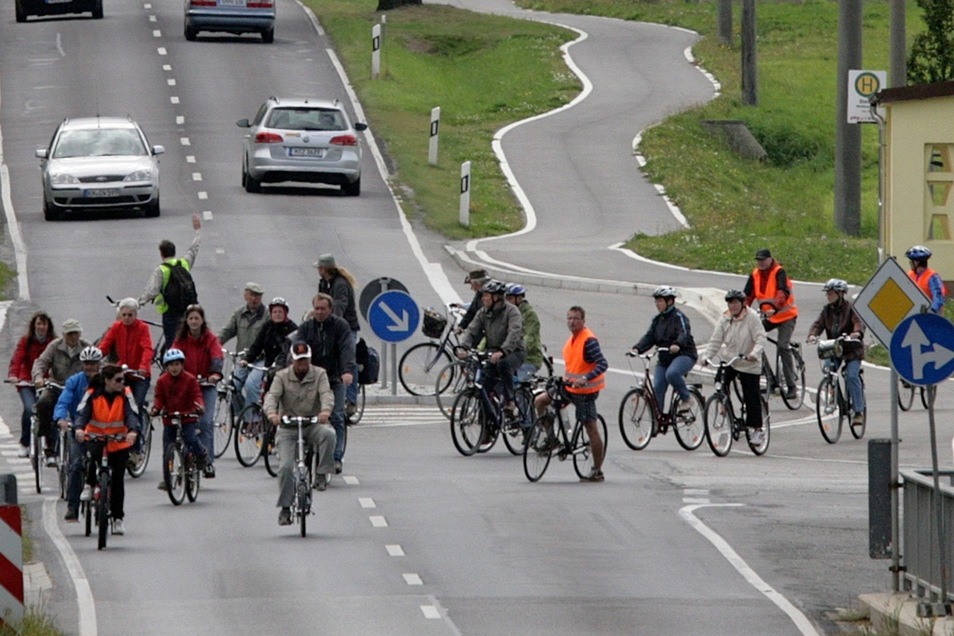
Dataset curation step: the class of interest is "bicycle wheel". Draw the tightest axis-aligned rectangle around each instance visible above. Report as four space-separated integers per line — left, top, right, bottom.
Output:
747 397 771 455
263 424 278 478
502 387 533 456
780 346 806 410
235 403 265 467
704 394 733 457
297 479 308 537
815 376 842 444
435 360 469 420
127 418 152 478
96 472 109 550
58 431 70 500
897 378 915 411
83 500 92 537
450 389 482 456
212 390 234 458
164 445 186 506
31 417 42 494
398 343 452 396
618 388 653 451
349 384 366 425
673 389 706 451
186 458 200 503
523 416 554 482
920 386 932 409
474 414 499 453
849 410 866 440
572 415 607 479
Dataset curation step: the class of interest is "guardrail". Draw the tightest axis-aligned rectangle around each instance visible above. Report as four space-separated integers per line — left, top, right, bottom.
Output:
901 468 954 603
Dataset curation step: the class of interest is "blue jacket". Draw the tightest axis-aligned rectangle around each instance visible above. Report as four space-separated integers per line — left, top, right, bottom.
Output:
53 370 91 423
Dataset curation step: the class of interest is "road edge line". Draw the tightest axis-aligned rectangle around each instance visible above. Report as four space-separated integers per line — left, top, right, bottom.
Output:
41 498 96 636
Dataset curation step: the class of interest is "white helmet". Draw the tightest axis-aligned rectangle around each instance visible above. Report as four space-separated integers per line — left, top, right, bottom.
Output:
652 286 677 299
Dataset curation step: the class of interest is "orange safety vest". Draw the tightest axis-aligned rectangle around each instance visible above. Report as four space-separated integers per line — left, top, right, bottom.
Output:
86 389 134 453
563 327 605 395
751 262 798 324
908 268 947 301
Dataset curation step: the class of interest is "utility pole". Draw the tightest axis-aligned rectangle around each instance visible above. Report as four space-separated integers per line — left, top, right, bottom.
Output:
889 0 906 87
834 0 863 235
741 0 757 105
718 0 732 45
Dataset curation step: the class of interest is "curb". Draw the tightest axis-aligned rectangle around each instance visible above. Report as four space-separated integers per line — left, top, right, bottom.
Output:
859 592 954 636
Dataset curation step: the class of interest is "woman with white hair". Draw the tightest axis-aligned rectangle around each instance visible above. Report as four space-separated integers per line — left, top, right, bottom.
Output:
98 298 154 440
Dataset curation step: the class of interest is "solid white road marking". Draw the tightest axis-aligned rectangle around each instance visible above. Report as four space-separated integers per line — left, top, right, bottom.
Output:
42 499 96 636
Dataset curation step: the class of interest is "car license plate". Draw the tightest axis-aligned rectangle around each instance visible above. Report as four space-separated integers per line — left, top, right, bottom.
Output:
219 0 246 6
288 148 324 158
45 0 72 4
83 189 119 198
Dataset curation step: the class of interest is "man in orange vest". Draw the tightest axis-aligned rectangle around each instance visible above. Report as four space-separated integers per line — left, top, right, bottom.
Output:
534 305 607 482
905 245 947 313
744 248 799 399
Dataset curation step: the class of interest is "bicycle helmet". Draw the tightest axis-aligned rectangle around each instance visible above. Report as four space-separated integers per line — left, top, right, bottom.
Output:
480 280 507 295
162 348 185 365
652 285 677 299
724 289 746 302
906 245 932 260
79 346 103 363
822 278 849 293
268 297 289 312
505 283 526 296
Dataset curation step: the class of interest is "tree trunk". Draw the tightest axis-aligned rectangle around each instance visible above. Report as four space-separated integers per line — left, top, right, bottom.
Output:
377 0 422 10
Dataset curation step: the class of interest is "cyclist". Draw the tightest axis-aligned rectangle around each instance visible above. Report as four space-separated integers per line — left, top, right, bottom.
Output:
74 364 140 536
744 248 799 400
7 311 55 458
241 297 298 397
151 348 209 489
505 283 544 382
457 280 525 420
264 343 335 525
138 212 202 349
171 305 222 479
905 245 947 313
32 318 92 466
632 286 698 415
534 305 607 481
217 282 267 414
701 290 767 444
806 279 866 427
455 269 490 333
55 346 103 522
314 254 361 417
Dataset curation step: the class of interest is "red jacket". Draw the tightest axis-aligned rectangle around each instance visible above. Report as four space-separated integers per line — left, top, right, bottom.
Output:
99 320 154 377
172 330 224 381
153 371 203 424
8 335 50 381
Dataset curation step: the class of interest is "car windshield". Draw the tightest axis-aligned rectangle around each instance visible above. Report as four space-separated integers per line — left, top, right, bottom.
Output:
52 128 147 158
266 108 345 132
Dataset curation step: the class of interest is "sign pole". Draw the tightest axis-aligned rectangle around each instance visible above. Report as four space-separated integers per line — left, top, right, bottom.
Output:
926 386 951 611
390 343 397 396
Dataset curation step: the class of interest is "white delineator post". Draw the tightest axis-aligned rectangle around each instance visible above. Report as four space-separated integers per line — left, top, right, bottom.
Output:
371 24 382 79
428 107 440 165
459 161 471 227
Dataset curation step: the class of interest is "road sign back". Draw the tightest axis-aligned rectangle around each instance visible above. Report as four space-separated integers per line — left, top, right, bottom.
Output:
853 258 930 348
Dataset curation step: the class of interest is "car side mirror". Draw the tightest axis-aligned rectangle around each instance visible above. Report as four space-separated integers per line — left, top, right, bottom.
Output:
152 145 165 156
236 119 251 128
35 149 48 159
354 123 368 132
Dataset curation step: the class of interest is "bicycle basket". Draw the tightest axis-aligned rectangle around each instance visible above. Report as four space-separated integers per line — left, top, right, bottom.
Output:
421 308 447 339
816 339 842 360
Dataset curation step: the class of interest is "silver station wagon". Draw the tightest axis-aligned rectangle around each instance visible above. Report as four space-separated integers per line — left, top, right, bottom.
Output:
184 0 276 43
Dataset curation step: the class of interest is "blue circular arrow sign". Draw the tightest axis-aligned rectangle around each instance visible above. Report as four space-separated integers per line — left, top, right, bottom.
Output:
890 313 954 386
368 290 420 343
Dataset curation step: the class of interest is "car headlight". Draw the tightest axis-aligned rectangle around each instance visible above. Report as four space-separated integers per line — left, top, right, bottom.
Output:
49 173 80 185
124 170 153 183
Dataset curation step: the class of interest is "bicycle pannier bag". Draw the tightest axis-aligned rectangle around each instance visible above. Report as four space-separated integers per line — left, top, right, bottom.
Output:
356 338 380 385
816 339 842 360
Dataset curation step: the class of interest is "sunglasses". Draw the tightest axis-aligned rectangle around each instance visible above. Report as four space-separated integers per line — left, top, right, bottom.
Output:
110 376 125 383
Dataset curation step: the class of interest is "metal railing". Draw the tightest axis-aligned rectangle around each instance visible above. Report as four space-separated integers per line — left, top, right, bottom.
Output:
901 468 954 603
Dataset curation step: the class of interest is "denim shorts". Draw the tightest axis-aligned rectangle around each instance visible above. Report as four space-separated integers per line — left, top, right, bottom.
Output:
566 391 599 423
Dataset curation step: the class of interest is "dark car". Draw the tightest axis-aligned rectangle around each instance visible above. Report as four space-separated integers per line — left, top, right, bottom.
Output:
16 0 103 22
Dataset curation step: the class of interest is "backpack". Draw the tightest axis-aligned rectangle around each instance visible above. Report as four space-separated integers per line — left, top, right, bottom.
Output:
356 338 380 385
160 260 198 313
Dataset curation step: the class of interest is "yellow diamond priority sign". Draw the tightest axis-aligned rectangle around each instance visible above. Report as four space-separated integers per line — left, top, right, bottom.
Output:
854 258 931 348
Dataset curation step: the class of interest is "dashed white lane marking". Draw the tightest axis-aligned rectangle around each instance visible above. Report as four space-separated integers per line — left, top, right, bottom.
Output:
369 515 387 528
149 15 156 22
403 573 423 586
197 192 207 200
359 497 375 509
180 137 190 146
176 116 185 125
162 64 171 71
167 79 176 86
192 173 201 181
421 606 441 619
186 155 195 163
202 211 212 221
342 476 359 485
152 30 161 37
157 47 166 55
170 96 179 104
386 544 404 557
680 504 820 636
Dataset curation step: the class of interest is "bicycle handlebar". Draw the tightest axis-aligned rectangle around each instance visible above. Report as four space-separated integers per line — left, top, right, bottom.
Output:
281 415 319 426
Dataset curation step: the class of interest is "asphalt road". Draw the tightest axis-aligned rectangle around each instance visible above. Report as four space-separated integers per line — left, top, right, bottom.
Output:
0 1 946 635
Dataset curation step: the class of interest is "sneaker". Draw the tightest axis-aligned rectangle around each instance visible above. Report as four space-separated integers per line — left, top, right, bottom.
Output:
80 484 92 502
203 464 216 479
157 480 168 491
345 402 357 418
784 388 798 400
64 507 79 522
314 473 328 491
45 455 58 468
126 452 143 469
278 508 292 526
852 412 864 425
677 399 693 415
111 518 125 536
197 454 209 470
749 428 766 445
334 460 342 475
580 468 605 482
17 445 28 459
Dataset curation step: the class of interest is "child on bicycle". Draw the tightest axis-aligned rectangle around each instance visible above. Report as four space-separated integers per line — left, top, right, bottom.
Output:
150 348 209 490
701 290 767 443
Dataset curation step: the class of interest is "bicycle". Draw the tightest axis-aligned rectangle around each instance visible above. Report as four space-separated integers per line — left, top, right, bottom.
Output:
121 368 152 479
449 349 535 457
814 336 866 443
760 335 806 410
617 351 706 451
211 350 243 458
235 363 271 468
703 357 771 456
898 377 931 411
6 380 64 494
523 376 607 482
398 305 464 396
159 411 202 506
82 431 127 550
282 415 316 537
